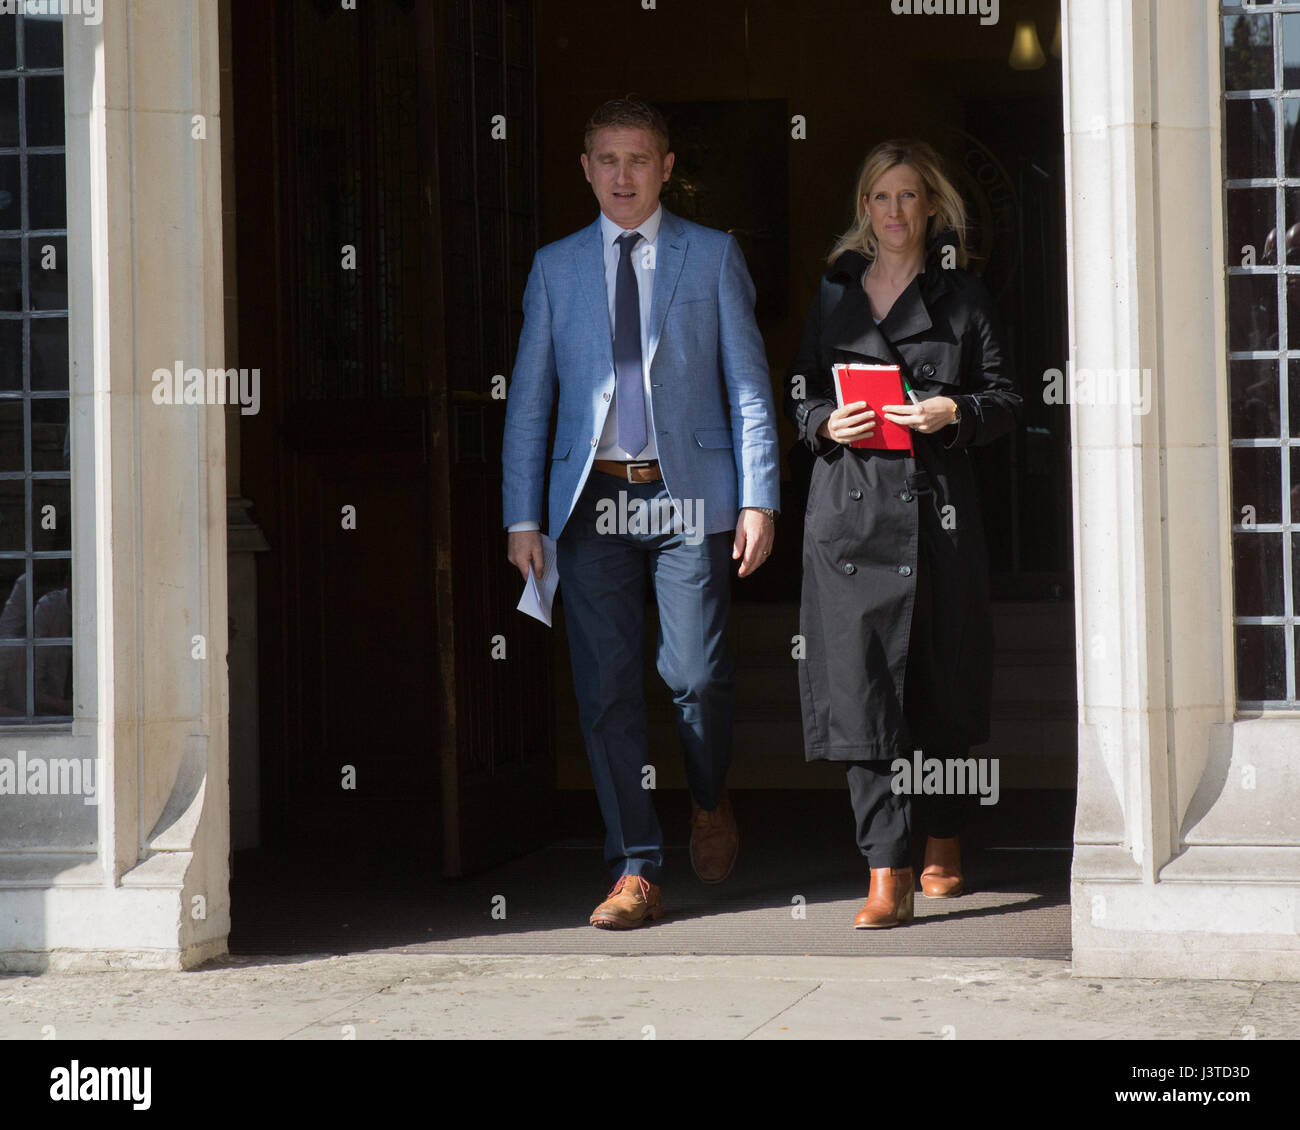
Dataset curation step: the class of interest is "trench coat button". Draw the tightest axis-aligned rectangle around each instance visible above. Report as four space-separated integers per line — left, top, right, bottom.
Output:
591 437 598 446
603 392 611 401
842 561 856 575
898 564 912 577
920 362 936 378
849 488 862 500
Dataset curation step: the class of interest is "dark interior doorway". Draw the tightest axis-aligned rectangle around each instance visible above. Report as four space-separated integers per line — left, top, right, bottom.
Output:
226 0 1075 953
229 0 556 887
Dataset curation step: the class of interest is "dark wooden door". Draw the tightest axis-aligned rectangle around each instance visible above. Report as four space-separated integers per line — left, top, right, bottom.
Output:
431 0 557 875
267 0 440 854
232 0 554 872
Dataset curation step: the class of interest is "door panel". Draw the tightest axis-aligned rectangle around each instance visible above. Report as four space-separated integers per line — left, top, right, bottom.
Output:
433 0 556 875
287 400 435 808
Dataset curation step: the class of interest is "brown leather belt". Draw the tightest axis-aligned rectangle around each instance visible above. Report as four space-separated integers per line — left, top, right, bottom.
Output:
593 459 662 483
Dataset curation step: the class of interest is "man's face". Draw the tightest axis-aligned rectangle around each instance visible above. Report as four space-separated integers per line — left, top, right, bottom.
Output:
580 126 674 229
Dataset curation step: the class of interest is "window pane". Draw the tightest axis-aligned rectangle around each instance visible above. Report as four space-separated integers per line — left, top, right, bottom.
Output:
1291 367 1300 438
0 399 21 473
31 397 67 471
1293 448 1300 522
0 643 25 716
32 479 67 552
29 316 66 391
1236 625 1287 701
28 235 64 311
1231 446 1282 525
1294 534 1300 623
0 78 16 148
1229 188 1276 265
1283 15 1300 90
0 15 15 70
1284 100 1300 177
1285 273 1300 345
33 555 67 611
0 237 19 312
24 75 63 148
29 314 66 390
1283 188 1300 258
27 153 65 230
1224 14 1273 90
0 319 19 391
1229 359 1280 437
1232 532 1285 617
0 479 20 552
0 561 25 640
1228 272 1276 350
0 155 18 231
1228 99 1275 178
33 645 70 716
24 17 63 70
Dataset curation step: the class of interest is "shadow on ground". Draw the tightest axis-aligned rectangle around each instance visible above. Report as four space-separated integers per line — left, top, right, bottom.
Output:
228 789 1073 961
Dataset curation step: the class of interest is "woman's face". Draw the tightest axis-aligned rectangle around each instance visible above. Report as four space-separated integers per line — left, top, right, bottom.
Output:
863 163 937 258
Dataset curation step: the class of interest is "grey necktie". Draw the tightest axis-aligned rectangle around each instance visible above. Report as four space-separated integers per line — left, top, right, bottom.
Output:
613 231 646 457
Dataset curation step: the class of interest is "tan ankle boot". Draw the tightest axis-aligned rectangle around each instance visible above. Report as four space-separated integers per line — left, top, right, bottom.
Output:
920 835 964 898
853 866 915 928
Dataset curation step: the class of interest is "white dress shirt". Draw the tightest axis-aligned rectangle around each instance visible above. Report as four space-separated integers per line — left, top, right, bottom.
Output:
508 205 662 533
594 204 660 461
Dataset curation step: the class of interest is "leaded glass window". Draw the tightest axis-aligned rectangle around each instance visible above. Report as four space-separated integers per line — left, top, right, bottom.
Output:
1223 0 1300 707
0 10 71 722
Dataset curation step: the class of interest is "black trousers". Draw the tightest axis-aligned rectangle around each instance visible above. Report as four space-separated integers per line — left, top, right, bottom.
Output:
844 521 974 869
844 757 973 869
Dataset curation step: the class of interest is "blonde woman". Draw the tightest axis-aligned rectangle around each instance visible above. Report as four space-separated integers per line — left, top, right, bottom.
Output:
784 140 1021 928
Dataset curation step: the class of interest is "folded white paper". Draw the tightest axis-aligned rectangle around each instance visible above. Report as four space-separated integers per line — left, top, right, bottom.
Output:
516 534 559 627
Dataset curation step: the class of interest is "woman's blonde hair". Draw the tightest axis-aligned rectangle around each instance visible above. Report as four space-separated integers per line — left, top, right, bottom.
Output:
827 139 968 268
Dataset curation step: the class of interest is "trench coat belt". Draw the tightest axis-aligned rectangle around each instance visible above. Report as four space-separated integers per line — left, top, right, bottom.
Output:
905 469 934 494
593 459 663 483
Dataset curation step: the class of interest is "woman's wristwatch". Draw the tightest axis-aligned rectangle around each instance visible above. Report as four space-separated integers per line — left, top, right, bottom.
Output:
951 400 962 427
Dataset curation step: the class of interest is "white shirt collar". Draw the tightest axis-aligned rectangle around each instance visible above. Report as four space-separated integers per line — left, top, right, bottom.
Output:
599 203 663 250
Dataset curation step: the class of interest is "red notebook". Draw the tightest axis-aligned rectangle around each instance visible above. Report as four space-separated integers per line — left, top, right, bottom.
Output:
831 363 914 453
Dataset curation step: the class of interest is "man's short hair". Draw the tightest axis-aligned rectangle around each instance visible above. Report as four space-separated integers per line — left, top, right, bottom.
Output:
583 97 670 156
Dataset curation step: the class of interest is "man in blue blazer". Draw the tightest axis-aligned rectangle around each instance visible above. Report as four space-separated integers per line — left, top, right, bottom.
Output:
503 98 781 928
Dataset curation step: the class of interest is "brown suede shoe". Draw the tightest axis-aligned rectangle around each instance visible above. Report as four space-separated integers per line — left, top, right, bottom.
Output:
689 789 739 883
920 835 964 898
853 866 915 928
589 874 663 930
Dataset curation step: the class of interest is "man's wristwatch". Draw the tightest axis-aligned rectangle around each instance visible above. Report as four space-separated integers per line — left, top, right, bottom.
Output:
749 507 778 521
951 400 962 426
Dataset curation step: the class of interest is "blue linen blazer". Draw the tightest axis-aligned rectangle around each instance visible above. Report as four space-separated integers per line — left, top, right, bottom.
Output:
502 208 780 539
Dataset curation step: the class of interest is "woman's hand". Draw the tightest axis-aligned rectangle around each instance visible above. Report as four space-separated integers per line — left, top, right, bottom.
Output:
819 401 876 444
881 395 958 435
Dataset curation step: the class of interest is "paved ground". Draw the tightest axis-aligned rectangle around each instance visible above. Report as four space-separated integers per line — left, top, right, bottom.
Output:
230 842 1072 958
229 791 1078 959
2 952 1297 1040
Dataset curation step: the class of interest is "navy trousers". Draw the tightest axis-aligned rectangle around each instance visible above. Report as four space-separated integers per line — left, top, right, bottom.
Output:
556 470 736 883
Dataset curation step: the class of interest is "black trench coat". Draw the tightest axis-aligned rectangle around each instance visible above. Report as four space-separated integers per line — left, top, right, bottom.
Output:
784 237 1021 761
